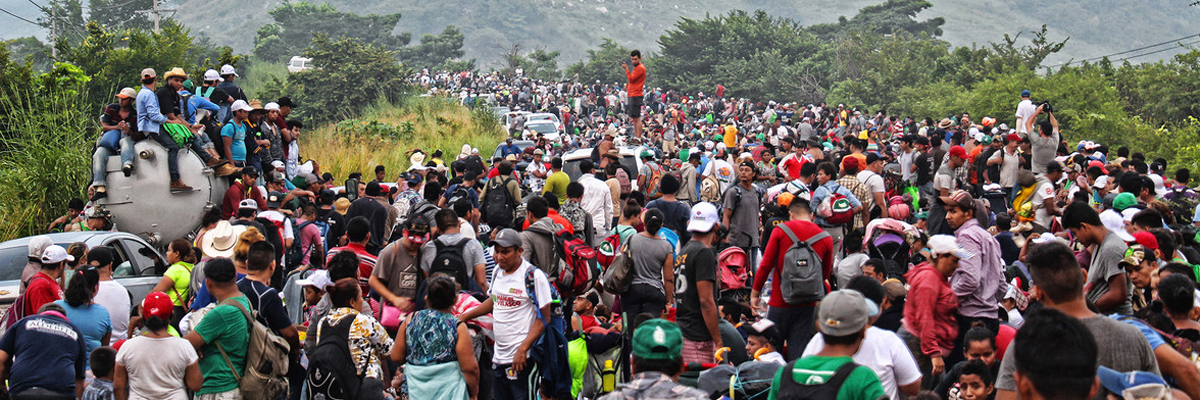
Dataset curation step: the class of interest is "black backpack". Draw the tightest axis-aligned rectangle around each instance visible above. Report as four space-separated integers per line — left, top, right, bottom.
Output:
482 177 517 229
447 185 473 207
306 314 363 400
776 361 860 399
431 238 472 290
285 221 314 270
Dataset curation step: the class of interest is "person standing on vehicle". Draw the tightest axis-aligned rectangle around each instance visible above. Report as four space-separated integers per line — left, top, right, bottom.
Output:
676 203 723 364
622 50 647 139
459 229 553 400
724 161 762 270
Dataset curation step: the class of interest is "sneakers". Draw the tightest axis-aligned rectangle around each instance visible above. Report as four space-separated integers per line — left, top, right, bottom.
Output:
170 180 193 193
213 163 241 177
205 158 229 168
122 162 134 177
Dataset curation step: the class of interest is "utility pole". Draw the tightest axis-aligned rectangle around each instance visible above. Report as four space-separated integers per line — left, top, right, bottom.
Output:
135 0 175 33
49 1 56 57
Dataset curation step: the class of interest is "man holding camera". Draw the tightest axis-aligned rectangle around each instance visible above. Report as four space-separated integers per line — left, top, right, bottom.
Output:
1026 102 1059 175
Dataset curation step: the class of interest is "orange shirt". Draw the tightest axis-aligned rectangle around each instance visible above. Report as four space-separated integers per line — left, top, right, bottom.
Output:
625 64 646 97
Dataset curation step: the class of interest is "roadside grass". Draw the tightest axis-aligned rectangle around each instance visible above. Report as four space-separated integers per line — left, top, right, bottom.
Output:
302 95 505 181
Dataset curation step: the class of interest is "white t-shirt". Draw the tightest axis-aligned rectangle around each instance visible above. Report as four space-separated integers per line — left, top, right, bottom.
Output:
857 170 886 195
990 148 1021 188
526 162 547 194
803 326 922 400
489 260 553 365
898 150 916 182
94 280 131 341
116 335 199 400
1015 99 1036 134
1032 179 1056 229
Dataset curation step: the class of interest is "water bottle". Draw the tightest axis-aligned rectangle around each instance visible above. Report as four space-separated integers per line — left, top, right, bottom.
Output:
601 359 616 393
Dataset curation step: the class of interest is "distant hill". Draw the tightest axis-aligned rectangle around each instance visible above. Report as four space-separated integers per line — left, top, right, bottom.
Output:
6 0 1200 68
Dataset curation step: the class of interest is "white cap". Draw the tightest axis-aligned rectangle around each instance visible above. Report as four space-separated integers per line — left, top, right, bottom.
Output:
687 202 720 233
203 69 221 82
41 245 74 264
238 199 258 210
264 102 280 111
219 64 239 77
928 235 974 259
230 99 252 112
271 160 285 169
1100 210 1134 242
296 270 333 289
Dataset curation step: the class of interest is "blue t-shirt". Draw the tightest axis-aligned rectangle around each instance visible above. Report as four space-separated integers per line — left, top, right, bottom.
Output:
0 314 87 396
1114 314 1168 350
190 272 247 311
53 300 110 369
221 120 248 162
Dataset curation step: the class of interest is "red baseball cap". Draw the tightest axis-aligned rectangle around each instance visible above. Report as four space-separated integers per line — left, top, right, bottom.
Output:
1088 160 1109 174
142 292 174 320
949 145 969 160
1133 231 1159 250
1006 133 1021 143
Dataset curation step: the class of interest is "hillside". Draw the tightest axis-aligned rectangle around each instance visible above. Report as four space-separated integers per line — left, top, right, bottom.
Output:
5 0 1200 68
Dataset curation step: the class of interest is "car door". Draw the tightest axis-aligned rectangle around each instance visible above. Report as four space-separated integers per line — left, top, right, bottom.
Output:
107 237 165 306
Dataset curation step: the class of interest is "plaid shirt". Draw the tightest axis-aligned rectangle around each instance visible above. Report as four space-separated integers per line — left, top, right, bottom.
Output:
837 174 871 230
598 372 708 400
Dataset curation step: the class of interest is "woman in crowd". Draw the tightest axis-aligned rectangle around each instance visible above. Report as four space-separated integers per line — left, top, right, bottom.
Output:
54 267 111 370
622 208 675 331
900 234 969 388
391 275 479 400
151 238 198 324
113 292 202 400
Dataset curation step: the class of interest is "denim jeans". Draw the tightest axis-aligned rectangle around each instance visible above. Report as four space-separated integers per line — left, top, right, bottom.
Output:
767 306 816 361
149 131 213 181
92 129 136 186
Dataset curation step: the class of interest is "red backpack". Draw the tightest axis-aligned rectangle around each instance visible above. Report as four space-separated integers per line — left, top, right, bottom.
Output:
551 229 600 296
596 232 623 270
717 246 750 291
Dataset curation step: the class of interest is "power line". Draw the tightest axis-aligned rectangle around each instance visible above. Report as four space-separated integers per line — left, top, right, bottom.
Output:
1111 39 1200 63
0 6 40 25
1048 32 1200 68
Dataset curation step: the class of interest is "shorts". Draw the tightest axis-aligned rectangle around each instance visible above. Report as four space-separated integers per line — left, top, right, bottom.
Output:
193 389 242 400
628 96 643 119
681 338 716 364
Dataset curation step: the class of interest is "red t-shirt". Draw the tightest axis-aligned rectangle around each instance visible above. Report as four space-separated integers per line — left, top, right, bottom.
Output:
521 210 575 235
326 243 377 295
579 315 599 332
23 272 62 317
753 220 834 308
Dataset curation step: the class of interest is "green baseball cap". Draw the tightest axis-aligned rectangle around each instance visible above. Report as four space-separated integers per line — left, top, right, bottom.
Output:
1113 192 1137 212
632 319 682 360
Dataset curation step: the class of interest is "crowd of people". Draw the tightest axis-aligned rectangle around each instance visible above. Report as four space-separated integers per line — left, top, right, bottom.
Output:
14 49 1200 400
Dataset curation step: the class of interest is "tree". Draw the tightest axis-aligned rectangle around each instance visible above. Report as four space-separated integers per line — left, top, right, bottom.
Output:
288 35 411 124
4 37 51 72
805 0 945 39
87 0 152 30
253 2 410 62
520 48 560 81
55 20 207 107
565 38 632 86
398 25 473 71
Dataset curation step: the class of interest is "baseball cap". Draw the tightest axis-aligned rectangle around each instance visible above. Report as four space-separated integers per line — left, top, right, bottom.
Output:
1021 89 1031 97
687 202 720 233
203 69 221 81
27 236 53 259
405 216 431 244
142 292 174 320
140 68 156 78
268 171 286 184
841 156 860 172
948 145 969 160
300 173 323 187
1088 160 1109 174
817 290 874 337
1133 231 1159 250
1100 210 1135 242
116 87 136 99
1120 245 1149 269
267 191 285 209
490 228 522 248
631 319 683 360
1006 133 1021 143
928 234 975 259
640 150 654 159
937 189 976 211
296 270 333 290
204 257 237 283
219 64 239 77
241 165 260 177
41 245 74 264
264 102 280 112
865 152 883 165
238 199 258 210
86 247 114 268
1097 366 1171 400
270 160 285 170
1113 192 1137 212
230 99 252 112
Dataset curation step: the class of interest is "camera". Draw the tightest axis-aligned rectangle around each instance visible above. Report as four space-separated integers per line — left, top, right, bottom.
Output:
1038 100 1053 114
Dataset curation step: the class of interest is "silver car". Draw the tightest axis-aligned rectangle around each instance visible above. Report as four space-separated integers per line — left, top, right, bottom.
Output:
0 232 168 308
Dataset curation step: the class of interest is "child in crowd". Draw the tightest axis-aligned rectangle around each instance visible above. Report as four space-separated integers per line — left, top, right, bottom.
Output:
293 269 331 331
956 359 995 400
83 346 117 400
744 319 785 365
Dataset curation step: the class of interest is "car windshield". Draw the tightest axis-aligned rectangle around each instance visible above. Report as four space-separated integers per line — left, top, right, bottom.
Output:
528 123 557 133
0 247 27 281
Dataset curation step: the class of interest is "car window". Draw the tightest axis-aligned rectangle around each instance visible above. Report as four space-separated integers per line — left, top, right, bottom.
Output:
0 247 29 281
107 243 134 277
120 239 160 277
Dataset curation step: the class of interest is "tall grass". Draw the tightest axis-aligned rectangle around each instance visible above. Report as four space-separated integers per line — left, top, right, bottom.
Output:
0 84 93 241
302 95 506 180
239 59 288 99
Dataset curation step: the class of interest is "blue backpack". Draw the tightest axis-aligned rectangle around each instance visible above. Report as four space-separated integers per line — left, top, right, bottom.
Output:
525 267 571 399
